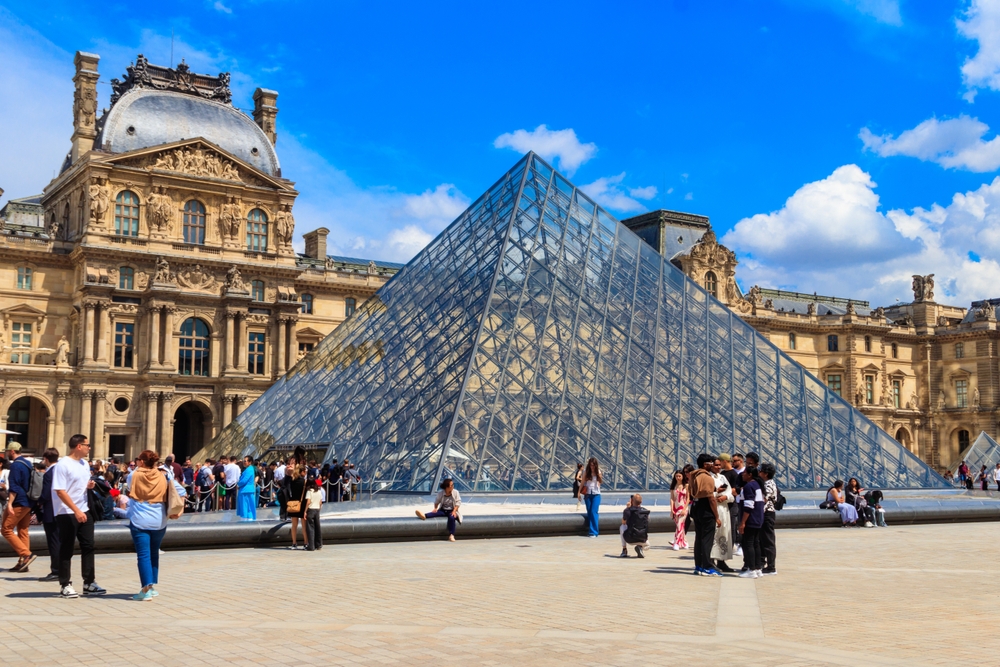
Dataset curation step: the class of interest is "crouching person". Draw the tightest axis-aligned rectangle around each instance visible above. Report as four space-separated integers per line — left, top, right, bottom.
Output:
619 494 650 558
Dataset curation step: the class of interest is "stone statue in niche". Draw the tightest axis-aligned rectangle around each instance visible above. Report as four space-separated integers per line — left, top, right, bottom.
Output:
274 205 295 245
153 256 173 284
973 387 981 408
937 392 946 410
146 187 174 233
219 197 242 240
225 265 247 293
88 180 109 225
56 336 70 367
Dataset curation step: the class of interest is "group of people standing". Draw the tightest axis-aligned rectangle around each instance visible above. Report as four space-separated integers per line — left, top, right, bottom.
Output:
951 461 1000 491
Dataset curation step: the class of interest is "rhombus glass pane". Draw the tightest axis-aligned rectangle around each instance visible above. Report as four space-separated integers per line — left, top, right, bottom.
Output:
206 152 947 491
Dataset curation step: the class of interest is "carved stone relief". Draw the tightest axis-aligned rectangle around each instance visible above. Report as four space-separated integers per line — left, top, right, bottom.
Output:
146 186 174 234
175 264 218 292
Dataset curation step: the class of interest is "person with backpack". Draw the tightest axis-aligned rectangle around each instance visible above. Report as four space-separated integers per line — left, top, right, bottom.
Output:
34 448 61 581
2 442 41 572
619 494 649 558
759 462 781 576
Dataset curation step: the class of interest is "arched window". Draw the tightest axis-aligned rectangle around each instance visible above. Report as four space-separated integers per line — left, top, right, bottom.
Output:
891 342 898 358
246 208 268 252
183 200 206 245
178 318 211 377
251 280 265 302
958 429 971 452
114 190 140 237
788 332 796 350
119 267 134 290
827 334 839 352
16 267 32 290
300 293 314 315
345 297 356 318
704 271 718 298
864 335 871 352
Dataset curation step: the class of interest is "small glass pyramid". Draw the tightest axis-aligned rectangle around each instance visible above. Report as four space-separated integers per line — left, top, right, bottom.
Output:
204 153 947 491
952 431 1000 480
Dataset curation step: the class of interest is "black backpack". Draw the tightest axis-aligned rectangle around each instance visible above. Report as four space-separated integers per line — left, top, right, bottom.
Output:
623 507 649 544
774 487 787 511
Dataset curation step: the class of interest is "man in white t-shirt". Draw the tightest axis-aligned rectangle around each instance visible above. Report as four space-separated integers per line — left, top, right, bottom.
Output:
273 462 286 483
52 434 105 599
223 457 241 511
993 463 1000 491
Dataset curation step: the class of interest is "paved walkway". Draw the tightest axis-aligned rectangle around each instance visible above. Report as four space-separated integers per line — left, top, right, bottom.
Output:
0 521 995 665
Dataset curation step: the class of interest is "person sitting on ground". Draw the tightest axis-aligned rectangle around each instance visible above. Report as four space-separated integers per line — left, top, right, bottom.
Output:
619 494 650 558
845 478 874 527
416 478 462 542
826 480 858 527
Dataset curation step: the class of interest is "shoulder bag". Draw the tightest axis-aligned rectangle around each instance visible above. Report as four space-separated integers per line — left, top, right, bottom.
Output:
286 481 307 514
166 474 185 519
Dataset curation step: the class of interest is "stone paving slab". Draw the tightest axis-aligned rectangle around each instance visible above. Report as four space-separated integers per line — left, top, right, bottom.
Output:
0 522 996 665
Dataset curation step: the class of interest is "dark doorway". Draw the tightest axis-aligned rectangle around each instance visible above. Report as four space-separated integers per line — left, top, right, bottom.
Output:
5 396 50 454
109 435 127 461
172 402 209 462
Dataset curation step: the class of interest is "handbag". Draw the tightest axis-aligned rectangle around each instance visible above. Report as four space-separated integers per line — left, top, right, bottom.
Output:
286 480 307 514
166 475 185 519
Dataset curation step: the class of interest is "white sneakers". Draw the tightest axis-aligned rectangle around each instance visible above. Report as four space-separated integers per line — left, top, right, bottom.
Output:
738 569 763 579
59 585 79 598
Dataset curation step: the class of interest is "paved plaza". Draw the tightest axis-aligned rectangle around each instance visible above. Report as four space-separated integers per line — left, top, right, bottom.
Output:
1 521 995 666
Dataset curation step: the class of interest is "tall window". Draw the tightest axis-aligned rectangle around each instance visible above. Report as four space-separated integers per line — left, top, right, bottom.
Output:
300 293 314 315
827 335 839 352
345 297 356 317
114 190 140 237
827 374 842 397
298 342 315 356
788 332 796 350
183 200 206 245
178 318 210 377
16 267 32 290
704 271 718 298
892 379 901 408
248 332 266 375
864 335 871 352
959 429 971 452
114 322 134 368
956 379 968 408
251 280 265 302
955 342 965 359
891 343 898 358
119 267 134 290
10 322 32 364
246 208 268 252
865 375 874 404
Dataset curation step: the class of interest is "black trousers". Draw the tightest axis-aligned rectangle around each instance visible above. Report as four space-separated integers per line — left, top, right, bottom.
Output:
691 498 716 570
729 502 740 549
43 521 60 575
742 525 763 572
56 513 95 588
305 508 322 550
761 511 776 571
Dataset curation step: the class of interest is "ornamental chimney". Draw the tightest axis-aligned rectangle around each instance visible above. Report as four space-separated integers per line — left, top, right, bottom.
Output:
303 227 329 261
252 87 279 145
71 51 100 163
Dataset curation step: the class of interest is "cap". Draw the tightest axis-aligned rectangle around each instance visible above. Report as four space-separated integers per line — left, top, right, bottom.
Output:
717 453 731 462
6 442 22 452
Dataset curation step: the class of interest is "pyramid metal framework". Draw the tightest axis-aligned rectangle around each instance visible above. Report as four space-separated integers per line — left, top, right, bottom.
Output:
951 431 1000 479
205 153 947 492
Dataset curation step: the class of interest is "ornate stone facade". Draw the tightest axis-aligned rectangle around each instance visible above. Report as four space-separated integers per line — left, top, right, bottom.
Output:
0 52 401 462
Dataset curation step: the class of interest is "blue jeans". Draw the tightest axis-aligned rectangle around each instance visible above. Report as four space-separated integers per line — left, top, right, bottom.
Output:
584 494 601 536
129 526 166 588
424 510 457 535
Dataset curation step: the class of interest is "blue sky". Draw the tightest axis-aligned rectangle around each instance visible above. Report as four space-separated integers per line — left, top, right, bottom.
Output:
2 0 1000 306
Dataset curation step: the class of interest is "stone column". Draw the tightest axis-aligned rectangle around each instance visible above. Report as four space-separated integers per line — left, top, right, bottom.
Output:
54 390 69 448
83 303 96 363
234 394 247 418
289 317 299 366
79 390 93 446
159 392 174 459
162 307 177 370
223 312 235 372
144 392 159 451
276 316 288 376
147 305 161 368
96 303 110 364
92 390 107 459
222 396 233 428
46 418 55 449
236 313 248 373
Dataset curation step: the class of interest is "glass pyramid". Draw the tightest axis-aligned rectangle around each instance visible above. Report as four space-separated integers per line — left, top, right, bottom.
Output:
951 431 1000 479
205 153 947 491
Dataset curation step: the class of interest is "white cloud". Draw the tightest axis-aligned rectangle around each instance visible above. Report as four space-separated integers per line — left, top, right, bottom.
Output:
579 173 656 213
401 184 470 227
213 1 233 14
957 0 1000 101
684 192 694 201
841 0 902 25
493 125 596 175
860 115 1000 171
723 164 1000 305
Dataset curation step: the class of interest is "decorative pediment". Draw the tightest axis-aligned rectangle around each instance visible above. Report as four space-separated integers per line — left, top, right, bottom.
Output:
105 139 289 190
296 326 325 339
821 362 846 373
2 303 48 319
949 368 973 380
860 363 881 373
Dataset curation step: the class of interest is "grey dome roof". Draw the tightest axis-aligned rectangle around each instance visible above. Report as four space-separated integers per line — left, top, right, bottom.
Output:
99 89 279 176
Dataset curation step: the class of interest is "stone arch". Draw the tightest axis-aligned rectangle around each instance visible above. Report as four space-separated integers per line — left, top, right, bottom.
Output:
2 390 55 453
170 396 215 462
893 426 912 453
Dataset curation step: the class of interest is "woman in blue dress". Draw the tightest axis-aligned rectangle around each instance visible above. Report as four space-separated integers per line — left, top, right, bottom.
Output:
236 456 258 520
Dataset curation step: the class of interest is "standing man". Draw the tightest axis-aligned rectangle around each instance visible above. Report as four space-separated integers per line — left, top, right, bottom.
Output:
223 456 240 511
759 462 779 576
731 453 746 557
35 448 61 581
53 435 106 598
2 442 38 572
994 463 1000 492
689 453 722 577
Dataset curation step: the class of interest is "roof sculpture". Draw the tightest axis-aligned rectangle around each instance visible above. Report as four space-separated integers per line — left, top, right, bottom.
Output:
201 153 947 492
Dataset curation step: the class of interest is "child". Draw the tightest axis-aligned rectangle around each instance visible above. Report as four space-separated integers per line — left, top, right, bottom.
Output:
304 479 323 551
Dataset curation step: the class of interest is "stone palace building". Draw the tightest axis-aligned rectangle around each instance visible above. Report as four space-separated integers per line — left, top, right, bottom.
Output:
0 52 399 462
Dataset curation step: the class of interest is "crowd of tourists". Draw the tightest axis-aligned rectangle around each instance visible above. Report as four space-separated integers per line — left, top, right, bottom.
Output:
946 461 1000 491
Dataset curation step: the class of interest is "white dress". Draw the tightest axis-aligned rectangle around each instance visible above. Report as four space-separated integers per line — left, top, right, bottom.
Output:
711 472 734 561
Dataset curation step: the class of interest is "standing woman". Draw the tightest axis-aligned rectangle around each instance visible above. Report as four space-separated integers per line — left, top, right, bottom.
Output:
236 456 257 520
581 458 602 537
127 450 173 601
286 466 308 550
710 459 734 570
978 465 990 491
573 463 584 512
670 470 689 550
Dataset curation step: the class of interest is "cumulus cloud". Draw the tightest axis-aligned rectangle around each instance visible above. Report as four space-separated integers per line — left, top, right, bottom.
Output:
723 165 1000 306
493 125 596 175
860 115 1000 172
957 0 1000 101
213 1 233 14
579 173 656 213
840 0 902 25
